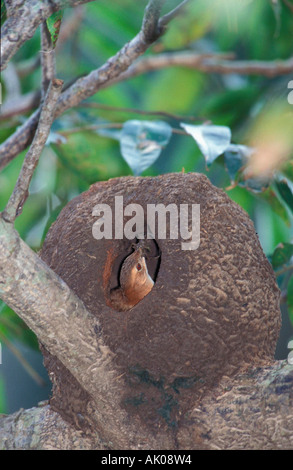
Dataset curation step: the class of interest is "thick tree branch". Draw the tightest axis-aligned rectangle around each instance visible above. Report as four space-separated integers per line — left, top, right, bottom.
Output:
0 219 159 448
2 79 63 223
0 361 292 449
0 404 101 450
3 0 15 18
0 0 96 71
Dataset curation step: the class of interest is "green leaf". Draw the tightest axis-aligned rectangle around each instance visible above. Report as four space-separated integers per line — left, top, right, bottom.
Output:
224 144 270 192
259 188 290 227
0 302 39 350
46 11 63 48
271 242 293 269
237 173 270 193
181 123 231 166
51 130 129 183
1 0 6 27
224 144 254 183
275 179 293 213
119 120 172 176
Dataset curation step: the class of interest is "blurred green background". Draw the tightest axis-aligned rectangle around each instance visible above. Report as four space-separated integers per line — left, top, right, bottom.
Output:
1 0 293 414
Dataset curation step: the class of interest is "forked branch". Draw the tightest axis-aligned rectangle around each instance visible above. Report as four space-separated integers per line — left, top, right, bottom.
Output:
1 79 63 223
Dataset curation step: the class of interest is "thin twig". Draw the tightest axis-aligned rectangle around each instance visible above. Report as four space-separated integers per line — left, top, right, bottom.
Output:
60 123 123 134
118 51 293 81
1 51 292 172
55 0 167 116
1 0 293 171
1 62 21 100
0 109 41 171
0 91 41 121
274 264 293 278
56 5 84 47
2 79 63 224
78 102 203 121
1 49 292 172
0 0 169 170
283 0 293 13
159 0 190 27
58 122 189 136
15 55 41 78
0 330 46 386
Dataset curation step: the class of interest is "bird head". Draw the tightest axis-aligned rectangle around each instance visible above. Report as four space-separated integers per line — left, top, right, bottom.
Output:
120 246 154 305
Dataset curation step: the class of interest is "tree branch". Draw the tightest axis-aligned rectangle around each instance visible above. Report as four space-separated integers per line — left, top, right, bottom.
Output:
3 0 15 18
40 22 56 99
0 0 173 170
0 0 96 71
283 0 293 13
57 121 189 137
0 109 41 171
1 49 292 171
54 0 167 116
0 91 41 121
118 51 293 80
1 2 292 172
141 0 166 43
77 102 203 121
159 0 190 27
0 361 292 449
2 79 63 223
0 217 171 448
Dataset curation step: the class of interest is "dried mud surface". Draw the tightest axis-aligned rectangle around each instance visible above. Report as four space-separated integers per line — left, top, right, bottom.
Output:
40 173 281 430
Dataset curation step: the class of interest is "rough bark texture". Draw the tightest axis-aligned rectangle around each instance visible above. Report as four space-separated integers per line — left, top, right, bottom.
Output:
0 217 168 449
36 172 282 447
1 361 292 449
0 0 95 71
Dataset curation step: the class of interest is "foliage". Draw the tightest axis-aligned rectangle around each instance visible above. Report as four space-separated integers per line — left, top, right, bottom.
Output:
1 0 293 406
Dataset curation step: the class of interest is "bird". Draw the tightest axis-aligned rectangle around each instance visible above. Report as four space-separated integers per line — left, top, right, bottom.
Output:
109 241 154 311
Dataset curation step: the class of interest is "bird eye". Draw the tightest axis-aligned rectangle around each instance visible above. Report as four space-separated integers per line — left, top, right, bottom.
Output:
136 263 142 271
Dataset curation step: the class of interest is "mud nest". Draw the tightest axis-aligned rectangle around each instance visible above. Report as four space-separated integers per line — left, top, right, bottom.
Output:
40 172 281 429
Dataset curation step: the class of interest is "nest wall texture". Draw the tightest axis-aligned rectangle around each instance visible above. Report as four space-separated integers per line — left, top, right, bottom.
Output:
40 173 281 428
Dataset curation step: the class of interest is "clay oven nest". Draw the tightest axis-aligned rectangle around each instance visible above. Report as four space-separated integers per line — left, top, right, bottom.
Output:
40 172 281 427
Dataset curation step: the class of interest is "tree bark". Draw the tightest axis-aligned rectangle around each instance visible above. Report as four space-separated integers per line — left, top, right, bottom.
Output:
0 217 173 449
1 0 292 452
0 361 292 450
0 0 96 71
1 173 286 450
